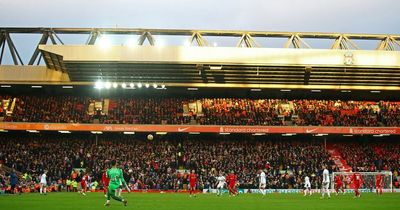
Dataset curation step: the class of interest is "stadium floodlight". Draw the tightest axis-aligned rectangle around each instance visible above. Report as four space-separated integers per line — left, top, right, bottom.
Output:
121 83 127 88
282 133 296 136
161 84 166 89
370 90 381 93
311 89 321 92
62 86 73 89
315 133 328 136
95 81 104 89
58 131 71 134
341 90 351 93
152 83 158 88
343 134 354 137
156 132 168 135
189 132 200 135
252 133 266 136
91 131 103 134
98 36 111 49
104 82 112 89
280 89 291 92
250 89 262 92
210 66 222 70
145 83 150 88
112 82 118 88
129 83 135 88
219 132 230 135
0 129 8 132
31 85 42 88
27 130 39 133
1 85 11 88
123 132 135 135
137 83 143 88
187 87 198 91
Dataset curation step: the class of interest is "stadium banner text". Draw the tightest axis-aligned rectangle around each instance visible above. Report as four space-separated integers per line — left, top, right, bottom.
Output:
0 123 399 135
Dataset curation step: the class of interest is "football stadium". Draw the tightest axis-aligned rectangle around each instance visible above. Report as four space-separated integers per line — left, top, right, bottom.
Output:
1 1 400 210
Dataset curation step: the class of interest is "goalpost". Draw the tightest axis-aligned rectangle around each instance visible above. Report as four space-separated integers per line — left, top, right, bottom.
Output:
331 171 393 193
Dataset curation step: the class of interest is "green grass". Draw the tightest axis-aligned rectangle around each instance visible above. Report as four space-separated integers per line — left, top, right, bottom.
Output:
1 192 400 210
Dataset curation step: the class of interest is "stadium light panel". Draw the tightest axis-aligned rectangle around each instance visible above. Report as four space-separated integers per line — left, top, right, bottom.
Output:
121 83 127 88
343 134 353 137
282 133 296 136
145 83 150 88
341 90 351 93
104 82 112 89
137 83 143 88
210 66 222 70
250 89 262 92
31 85 42 88
315 133 328 136
123 132 135 135
219 133 230 135
98 36 111 49
91 131 103 134
62 86 73 89
156 132 168 135
112 82 118 88
129 83 135 88
311 89 321 92
0 129 8 132
152 83 158 88
252 133 266 136
189 132 200 135
370 90 381 93
187 87 198 91
161 84 166 89
280 89 291 92
58 131 71 134
94 81 104 89
1 85 11 88
27 130 39 133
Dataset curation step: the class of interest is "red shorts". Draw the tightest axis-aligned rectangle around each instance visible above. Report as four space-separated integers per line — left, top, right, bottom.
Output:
335 182 343 188
376 184 382 188
81 182 86 188
190 183 196 188
229 183 236 189
354 184 360 189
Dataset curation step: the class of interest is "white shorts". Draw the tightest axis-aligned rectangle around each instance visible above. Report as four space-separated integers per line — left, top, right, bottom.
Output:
40 182 47 186
322 182 330 189
259 182 266 188
217 183 225 189
304 182 311 188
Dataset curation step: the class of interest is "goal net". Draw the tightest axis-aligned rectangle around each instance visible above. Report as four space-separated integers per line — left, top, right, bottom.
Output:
331 171 393 192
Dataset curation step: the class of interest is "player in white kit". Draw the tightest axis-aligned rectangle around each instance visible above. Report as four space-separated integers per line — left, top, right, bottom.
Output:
40 170 48 195
258 170 267 196
304 175 312 196
321 165 331 199
216 172 226 196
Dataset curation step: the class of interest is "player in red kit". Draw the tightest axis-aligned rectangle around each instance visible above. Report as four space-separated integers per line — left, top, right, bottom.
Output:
334 175 345 195
80 172 89 196
189 170 197 197
227 171 238 196
351 170 363 198
375 173 383 195
102 169 110 197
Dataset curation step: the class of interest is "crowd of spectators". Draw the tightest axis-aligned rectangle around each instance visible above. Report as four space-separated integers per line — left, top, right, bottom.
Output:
1 133 399 192
1 95 399 126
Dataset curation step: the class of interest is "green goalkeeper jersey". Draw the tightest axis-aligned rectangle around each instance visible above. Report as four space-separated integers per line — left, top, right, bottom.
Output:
107 167 124 189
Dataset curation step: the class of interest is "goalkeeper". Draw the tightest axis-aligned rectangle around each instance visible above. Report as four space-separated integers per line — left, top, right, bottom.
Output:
104 160 128 207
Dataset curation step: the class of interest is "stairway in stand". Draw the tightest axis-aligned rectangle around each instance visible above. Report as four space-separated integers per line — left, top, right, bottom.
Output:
326 143 352 172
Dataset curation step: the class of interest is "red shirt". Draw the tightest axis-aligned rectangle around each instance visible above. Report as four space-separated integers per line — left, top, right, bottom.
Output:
81 175 88 184
189 173 197 183
227 173 237 185
335 175 342 184
351 173 363 185
102 172 110 186
376 174 383 185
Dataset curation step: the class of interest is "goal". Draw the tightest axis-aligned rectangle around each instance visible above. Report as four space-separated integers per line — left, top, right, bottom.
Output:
331 171 393 192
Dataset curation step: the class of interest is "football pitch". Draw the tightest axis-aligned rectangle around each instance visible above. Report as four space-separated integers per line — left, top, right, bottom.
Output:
1 192 400 210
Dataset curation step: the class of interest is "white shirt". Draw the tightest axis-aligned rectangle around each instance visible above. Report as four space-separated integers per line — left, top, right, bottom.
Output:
260 172 266 184
305 176 310 183
217 176 226 185
40 173 47 184
322 169 330 183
